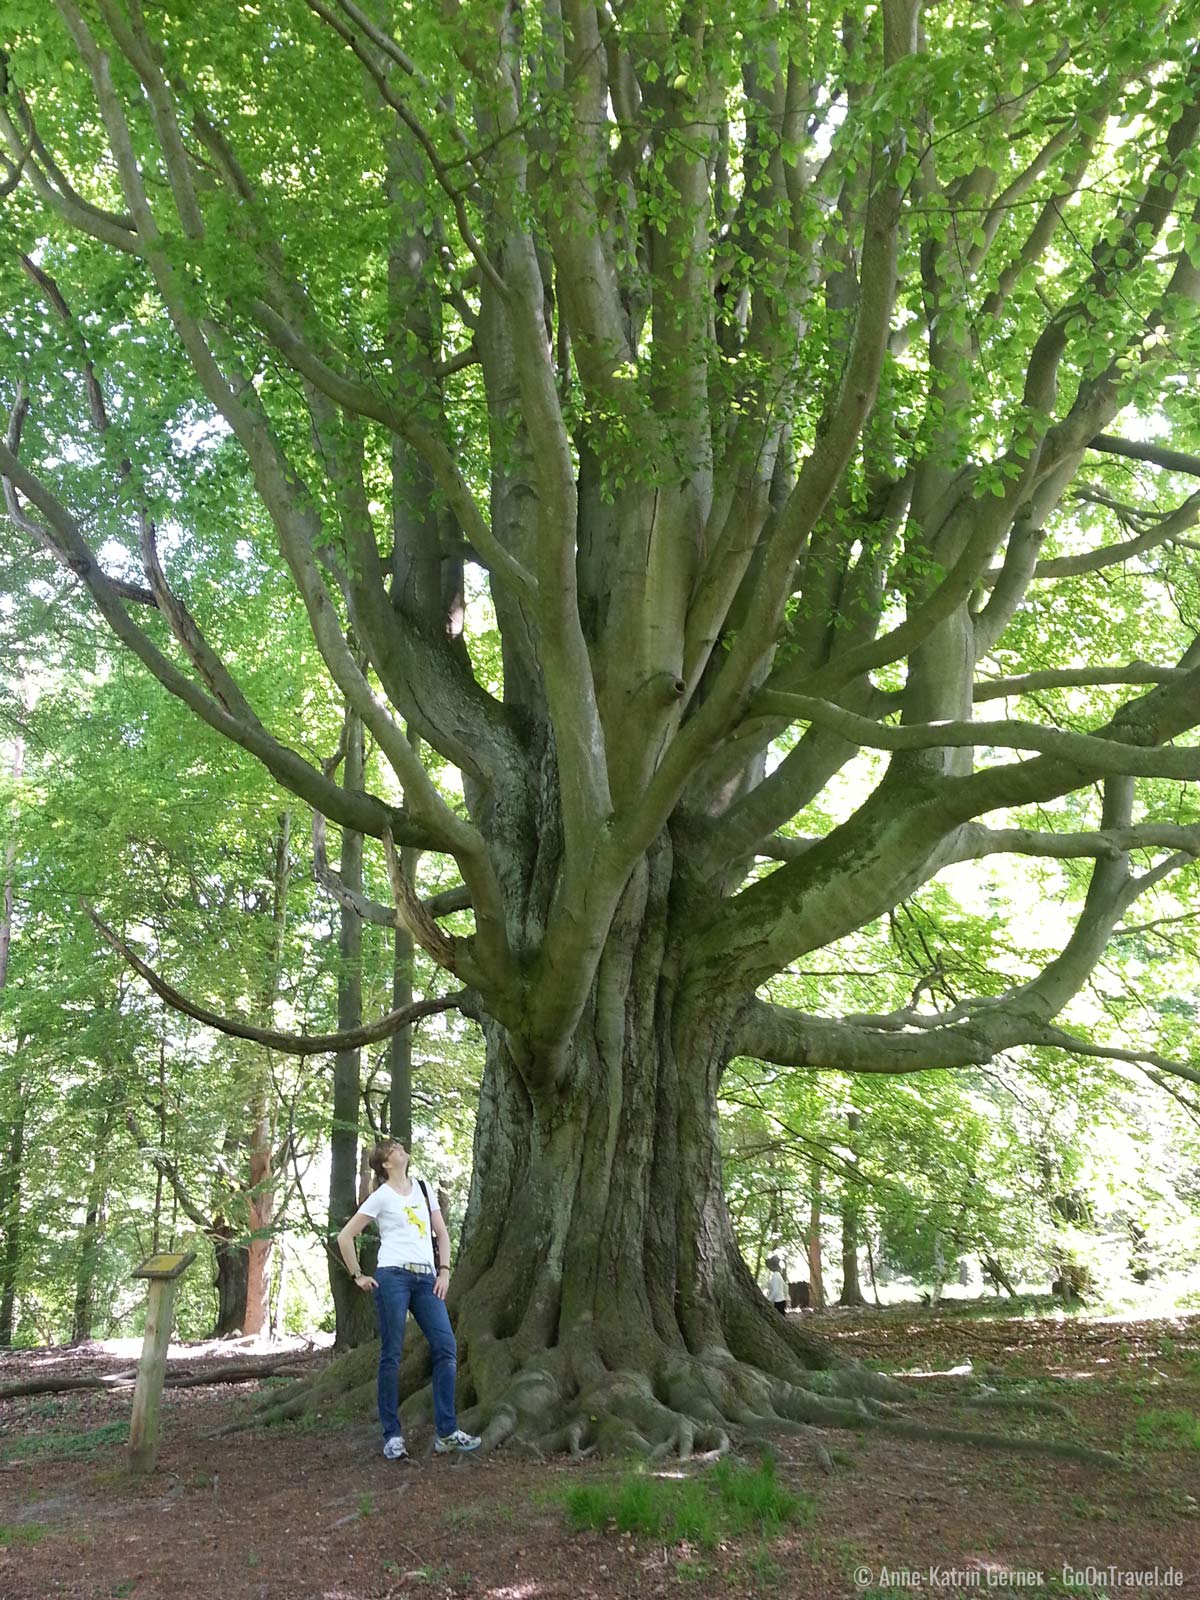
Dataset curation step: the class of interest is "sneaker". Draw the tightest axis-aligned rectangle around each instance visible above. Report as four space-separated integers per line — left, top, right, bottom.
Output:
434 1429 481 1454
382 1435 408 1460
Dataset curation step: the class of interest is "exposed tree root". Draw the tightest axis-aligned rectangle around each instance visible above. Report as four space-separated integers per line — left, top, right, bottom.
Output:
965 1391 1078 1422
228 1331 1129 1470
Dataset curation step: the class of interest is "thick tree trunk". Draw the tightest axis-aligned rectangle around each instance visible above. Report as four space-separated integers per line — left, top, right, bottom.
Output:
252 896 1101 1465
253 852 906 1453
213 1222 250 1337
369 864 848 1455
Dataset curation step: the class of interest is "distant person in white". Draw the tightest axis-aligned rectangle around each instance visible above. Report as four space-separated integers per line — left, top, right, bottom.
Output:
337 1138 480 1459
765 1255 788 1315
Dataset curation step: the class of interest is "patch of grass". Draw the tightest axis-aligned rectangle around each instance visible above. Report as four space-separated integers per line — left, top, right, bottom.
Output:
89 1465 137 1491
0 1524 50 1547
1131 1407 1200 1450
356 1490 375 1517
0 1421 128 1464
564 1452 811 1550
741 1542 787 1590
442 1502 494 1529
1066 1492 1108 1521
710 1454 808 1536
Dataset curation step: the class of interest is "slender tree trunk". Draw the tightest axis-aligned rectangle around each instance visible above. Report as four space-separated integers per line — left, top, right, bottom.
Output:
0 1061 25 1348
838 1113 866 1308
865 1229 882 1308
0 747 23 1347
243 813 292 1338
328 712 375 1349
0 733 21 995
271 1234 288 1339
243 1098 273 1338
931 1232 947 1307
388 919 415 1147
70 1190 104 1345
807 1163 825 1310
71 1099 118 1344
754 1174 778 1281
151 1035 167 1254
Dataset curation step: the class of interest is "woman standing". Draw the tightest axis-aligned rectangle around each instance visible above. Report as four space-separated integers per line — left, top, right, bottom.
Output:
765 1255 788 1315
337 1138 480 1459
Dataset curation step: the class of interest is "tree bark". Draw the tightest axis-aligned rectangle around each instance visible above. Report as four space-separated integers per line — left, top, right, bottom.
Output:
70 1096 118 1344
212 1214 249 1338
388 920 415 1147
807 1164 825 1311
838 1113 866 1308
243 812 292 1338
0 748 24 1347
328 710 376 1350
275 869 857 1454
0 1067 24 1348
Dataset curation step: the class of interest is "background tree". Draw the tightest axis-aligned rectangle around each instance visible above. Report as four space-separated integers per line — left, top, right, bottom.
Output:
4 0 1200 1455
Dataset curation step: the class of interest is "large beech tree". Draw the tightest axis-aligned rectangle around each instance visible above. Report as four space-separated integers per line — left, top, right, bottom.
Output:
4 0 1200 1455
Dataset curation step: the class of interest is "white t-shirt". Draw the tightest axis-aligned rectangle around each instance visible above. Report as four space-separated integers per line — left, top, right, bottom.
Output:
766 1270 786 1303
357 1178 440 1270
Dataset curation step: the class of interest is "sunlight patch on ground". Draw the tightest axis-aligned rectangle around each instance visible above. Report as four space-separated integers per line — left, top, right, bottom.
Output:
485 1585 544 1599
1 1332 334 1368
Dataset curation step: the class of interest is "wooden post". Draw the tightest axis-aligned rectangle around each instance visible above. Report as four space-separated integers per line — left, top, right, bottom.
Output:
128 1252 195 1475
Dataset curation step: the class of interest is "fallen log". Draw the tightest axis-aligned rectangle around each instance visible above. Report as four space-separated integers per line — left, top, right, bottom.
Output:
0 1361 311 1400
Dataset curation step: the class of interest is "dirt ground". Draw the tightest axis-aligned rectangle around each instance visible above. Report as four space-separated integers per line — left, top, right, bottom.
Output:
1 1305 1197 1600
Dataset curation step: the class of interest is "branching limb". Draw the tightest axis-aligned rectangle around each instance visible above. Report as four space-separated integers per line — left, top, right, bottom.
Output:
952 822 1200 863
125 1109 213 1233
312 812 470 926
2 395 156 608
88 905 477 1054
0 439 430 844
302 0 506 295
974 665 1185 702
753 691 1200 781
623 0 921 857
732 835 1197 1085
1029 1025 1200 1092
1089 434 1200 479
981 488 1200 585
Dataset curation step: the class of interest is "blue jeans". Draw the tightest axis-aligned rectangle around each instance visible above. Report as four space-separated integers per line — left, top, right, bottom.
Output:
373 1266 458 1440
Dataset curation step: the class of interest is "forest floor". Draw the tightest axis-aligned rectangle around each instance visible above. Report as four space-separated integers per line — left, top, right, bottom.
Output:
1 1303 1197 1600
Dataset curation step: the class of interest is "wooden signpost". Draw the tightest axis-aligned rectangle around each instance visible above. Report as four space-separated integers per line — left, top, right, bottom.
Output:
128 1251 196 1474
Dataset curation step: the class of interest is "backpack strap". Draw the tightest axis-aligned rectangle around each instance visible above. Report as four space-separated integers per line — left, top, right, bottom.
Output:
417 1178 442 1272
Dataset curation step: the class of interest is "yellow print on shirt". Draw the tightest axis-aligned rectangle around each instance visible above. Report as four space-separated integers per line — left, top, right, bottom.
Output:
403 1205 428 1237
